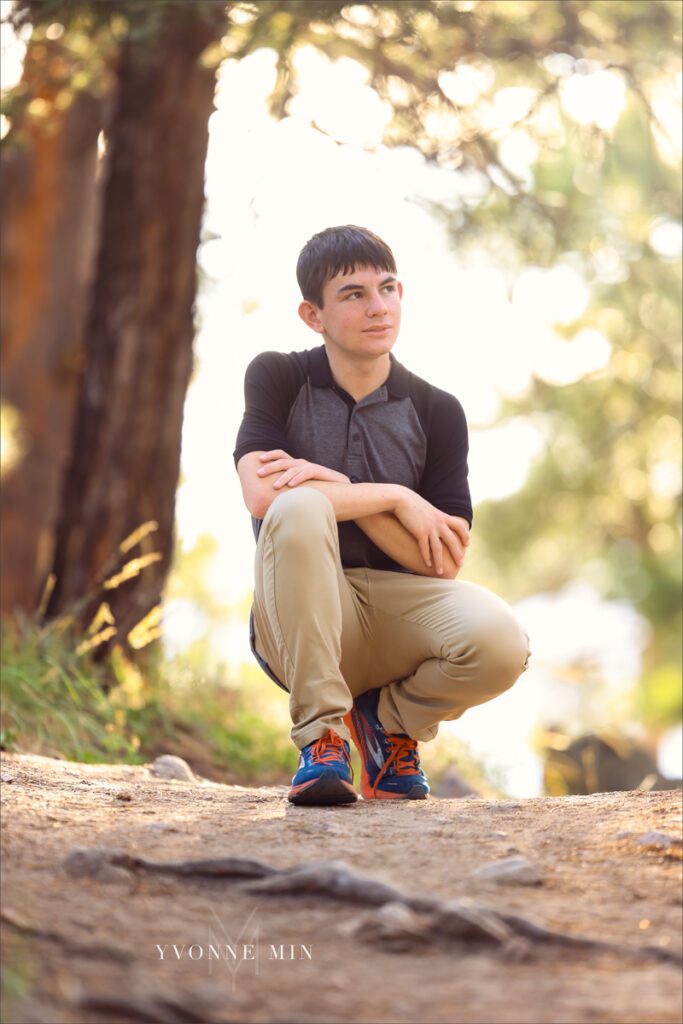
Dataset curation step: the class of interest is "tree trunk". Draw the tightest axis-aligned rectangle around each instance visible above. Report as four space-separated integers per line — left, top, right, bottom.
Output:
45 6 224 655
0 38 109 620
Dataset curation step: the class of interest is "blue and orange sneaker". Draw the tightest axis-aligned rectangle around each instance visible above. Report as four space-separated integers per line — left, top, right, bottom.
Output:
288 730 358 806
344 688 430 800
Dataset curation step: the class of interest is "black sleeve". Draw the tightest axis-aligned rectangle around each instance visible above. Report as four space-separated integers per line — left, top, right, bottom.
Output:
419 389 473 528
232 351 301 469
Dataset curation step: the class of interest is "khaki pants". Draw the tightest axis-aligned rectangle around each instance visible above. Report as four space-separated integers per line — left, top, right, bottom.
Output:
251 487 531 750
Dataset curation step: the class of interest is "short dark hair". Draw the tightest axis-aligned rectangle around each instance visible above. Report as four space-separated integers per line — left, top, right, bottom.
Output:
296 225 397 308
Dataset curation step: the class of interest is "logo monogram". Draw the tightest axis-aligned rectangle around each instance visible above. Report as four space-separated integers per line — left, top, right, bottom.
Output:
365 731 386 769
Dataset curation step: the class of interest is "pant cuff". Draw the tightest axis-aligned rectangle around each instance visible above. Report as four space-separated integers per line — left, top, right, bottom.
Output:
292 718 352 750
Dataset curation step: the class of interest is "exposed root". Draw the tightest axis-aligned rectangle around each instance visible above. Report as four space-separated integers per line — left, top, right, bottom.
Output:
58 848 683 966
0 908 132 963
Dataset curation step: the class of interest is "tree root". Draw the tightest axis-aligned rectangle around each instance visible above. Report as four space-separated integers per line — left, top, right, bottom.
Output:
59 847 683 966
79 994 220 1024
62 846 278 880
0 908 132 963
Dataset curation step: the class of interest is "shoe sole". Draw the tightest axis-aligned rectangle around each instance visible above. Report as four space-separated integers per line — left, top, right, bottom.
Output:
288 768 358 806
344 710 429 801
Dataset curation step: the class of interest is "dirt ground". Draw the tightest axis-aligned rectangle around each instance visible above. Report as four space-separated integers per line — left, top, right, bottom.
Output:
1 751 682 1024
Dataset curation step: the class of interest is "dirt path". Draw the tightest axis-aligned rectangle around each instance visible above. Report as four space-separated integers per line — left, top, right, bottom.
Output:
1 752 681 1024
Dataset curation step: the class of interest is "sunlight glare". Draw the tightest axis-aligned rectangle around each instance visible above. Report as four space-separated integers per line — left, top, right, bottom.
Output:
0 2 28 92
482 86 538 131
512 264 590 324
650 76 683 165
649 218 683 260
289 47 391 147
533 327 612 386
439 63 494 106
559 65 627 131
469 419 547 503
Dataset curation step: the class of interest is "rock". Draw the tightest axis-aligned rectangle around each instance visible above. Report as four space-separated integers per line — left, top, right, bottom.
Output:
430 898 513 943
345 901 432 951
637 831 683 857
1 773 15 783
473 856 543 886
62 846 130 881
115 791 133 801
149 755 195 782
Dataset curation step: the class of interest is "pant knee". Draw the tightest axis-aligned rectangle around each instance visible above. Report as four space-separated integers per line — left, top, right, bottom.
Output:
263 486 336 543
445 611 530 698
479 616 530 694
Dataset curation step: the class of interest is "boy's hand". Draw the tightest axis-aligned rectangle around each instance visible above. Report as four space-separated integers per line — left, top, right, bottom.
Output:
392 487 470 575
257 449 350 489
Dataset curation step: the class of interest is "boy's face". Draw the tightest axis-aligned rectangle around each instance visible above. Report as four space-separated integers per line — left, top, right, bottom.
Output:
298 264 403 361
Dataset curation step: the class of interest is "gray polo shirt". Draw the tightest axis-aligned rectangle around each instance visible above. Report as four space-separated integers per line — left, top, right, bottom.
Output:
233 344 472 574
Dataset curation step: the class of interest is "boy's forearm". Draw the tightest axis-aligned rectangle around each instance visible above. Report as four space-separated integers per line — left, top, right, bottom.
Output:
296 479 404 520
267 476 460 578
355 510 460 580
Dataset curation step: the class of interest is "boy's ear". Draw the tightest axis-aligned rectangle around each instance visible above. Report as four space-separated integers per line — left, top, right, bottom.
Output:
298 300 325 334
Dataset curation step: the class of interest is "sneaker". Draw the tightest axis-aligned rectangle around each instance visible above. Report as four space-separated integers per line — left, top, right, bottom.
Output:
288 730 358 806
344 688 429 800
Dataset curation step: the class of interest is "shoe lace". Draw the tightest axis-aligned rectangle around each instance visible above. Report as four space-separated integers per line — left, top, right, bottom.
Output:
386 735 421 775
310 731 348 766
371 735 420 796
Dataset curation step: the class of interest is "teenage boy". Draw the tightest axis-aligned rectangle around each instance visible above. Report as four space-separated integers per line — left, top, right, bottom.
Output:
233 225 530 806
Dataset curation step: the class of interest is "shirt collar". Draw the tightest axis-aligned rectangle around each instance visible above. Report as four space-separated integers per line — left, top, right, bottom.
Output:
309 344 409 399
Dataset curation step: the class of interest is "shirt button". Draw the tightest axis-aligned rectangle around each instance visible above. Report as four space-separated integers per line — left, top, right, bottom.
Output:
352 433 360 441
350 475 360 483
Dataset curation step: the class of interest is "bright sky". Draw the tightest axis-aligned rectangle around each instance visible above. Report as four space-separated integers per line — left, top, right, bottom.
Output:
2 20 680 791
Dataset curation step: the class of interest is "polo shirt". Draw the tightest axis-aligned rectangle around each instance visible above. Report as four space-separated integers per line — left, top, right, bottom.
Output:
233 344 473 572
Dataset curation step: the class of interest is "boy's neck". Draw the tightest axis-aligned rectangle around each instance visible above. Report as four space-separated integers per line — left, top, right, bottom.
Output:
323 344 392 403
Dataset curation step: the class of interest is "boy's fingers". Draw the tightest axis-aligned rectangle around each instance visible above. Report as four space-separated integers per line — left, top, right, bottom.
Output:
447 517 470 544
274 469 296 488
430 531 443 574
261 449 289 460
444 529 464 565
258 458 294 474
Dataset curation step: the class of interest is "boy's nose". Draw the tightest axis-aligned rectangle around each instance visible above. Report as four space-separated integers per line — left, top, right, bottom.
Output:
366 290 389 315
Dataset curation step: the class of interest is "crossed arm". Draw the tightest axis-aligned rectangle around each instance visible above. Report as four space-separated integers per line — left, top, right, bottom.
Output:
236 449 470 580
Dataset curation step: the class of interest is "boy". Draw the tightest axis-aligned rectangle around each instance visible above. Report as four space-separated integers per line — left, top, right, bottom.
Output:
233 225 530 806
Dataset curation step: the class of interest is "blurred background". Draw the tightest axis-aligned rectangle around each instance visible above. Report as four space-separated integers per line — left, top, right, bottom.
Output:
1 0 681 797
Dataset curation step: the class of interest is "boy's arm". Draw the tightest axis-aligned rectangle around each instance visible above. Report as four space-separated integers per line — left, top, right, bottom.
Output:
237 451 403 521
354 510 466 580
237 451 469 578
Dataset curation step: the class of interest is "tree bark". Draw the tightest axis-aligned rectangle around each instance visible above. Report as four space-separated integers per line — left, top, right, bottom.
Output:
45 5 225 654
0 39 109 619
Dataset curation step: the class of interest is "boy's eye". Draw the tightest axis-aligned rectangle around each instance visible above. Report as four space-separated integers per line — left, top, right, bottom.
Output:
345 285 395 300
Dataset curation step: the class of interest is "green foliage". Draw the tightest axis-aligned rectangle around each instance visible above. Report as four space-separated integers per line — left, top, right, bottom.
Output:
634 664 683 731
162 658 298 782
0 617 299 783
0 952 34 1024
1 620 152 762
